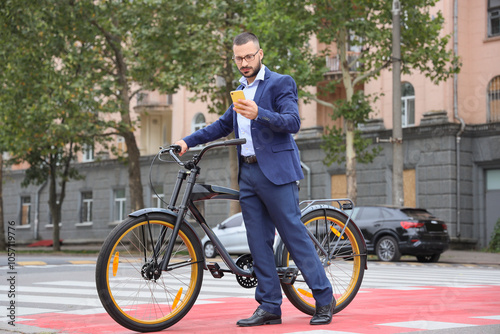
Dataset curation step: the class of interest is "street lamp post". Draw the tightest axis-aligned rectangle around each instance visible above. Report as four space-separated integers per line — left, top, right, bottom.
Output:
392 0 404 207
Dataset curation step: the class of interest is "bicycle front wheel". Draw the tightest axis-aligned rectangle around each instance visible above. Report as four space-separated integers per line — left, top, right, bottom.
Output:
95 213 204 332
280 208 366 315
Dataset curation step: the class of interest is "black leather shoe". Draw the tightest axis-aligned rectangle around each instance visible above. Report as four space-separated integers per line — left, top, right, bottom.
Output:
310 299 335 325
236 307 282 327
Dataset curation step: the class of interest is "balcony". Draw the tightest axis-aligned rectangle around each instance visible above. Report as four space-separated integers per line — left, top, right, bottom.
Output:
324 53 361 80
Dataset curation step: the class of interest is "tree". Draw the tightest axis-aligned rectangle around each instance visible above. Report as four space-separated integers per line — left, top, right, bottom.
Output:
311 0 460 203
162 1 321 213
0 1 113 250
0 0 194 248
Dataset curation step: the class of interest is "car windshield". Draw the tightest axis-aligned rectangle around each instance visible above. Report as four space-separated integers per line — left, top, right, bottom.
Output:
401 209 435 220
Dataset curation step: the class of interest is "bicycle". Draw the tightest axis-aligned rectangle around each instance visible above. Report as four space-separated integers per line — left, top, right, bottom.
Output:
95 138 367 332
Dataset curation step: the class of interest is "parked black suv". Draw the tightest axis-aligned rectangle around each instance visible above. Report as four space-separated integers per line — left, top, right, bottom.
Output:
351 206 450 262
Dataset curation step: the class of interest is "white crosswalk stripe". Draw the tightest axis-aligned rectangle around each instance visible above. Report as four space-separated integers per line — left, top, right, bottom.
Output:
8 270 253 317
8 261 500 319
361 262 500 290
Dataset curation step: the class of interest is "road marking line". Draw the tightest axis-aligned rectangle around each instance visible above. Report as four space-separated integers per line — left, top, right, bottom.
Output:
69 260 96 264
379 320 477 330
16 307 59 316
472 315 500 320
17 261 47 266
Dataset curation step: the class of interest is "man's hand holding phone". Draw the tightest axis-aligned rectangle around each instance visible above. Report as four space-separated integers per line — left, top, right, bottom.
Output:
231 90 258 120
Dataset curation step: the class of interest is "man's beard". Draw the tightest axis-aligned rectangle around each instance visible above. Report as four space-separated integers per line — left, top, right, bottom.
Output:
239 60 262 79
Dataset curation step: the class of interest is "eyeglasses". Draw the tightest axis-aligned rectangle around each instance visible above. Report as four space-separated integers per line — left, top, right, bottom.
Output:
232 50 260 64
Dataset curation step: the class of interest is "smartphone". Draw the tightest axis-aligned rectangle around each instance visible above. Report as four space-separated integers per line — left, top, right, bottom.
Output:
230 90 246 112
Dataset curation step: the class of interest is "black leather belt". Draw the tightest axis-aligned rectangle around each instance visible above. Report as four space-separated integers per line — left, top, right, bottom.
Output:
241 155 257 164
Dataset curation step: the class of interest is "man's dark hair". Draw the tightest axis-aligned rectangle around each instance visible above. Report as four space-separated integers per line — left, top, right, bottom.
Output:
233 32 260 49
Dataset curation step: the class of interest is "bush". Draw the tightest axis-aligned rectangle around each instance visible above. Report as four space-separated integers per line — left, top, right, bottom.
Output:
487 218 500 252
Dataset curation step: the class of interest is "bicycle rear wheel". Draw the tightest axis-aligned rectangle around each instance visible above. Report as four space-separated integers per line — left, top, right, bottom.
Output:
95 213 204 332
280 208 366 315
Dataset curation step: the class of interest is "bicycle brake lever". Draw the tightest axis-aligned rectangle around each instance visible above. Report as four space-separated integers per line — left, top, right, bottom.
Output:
161 146 184 166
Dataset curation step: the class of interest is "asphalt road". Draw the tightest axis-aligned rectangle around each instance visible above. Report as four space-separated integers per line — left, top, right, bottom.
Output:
1 252 499 334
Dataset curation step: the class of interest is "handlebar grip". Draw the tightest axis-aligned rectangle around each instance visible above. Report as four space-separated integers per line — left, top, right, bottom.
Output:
171 145 182 153
225 138 246 146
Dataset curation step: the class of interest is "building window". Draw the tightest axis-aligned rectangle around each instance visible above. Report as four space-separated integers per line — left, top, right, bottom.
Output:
488 75 500 122
192 113 206 132
401 82 415 127
20 196 31 226
82 143 94 162
116 136 126 156
114 188 126 222
489 0 500 37
151 185 164 208
81 192 93 223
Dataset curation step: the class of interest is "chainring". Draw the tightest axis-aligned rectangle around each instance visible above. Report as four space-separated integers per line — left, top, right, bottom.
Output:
235 254 258 288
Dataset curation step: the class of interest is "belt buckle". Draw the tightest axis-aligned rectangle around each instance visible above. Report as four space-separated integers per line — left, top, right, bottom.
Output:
242 155 257 164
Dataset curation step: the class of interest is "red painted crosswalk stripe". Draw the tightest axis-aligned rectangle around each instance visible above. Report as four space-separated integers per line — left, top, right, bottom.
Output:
16 286 500 333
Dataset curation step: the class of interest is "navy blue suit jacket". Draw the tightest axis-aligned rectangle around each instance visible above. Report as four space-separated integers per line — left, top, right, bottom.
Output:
183 67 304 185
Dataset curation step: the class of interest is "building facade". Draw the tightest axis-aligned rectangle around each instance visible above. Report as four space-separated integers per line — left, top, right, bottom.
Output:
3 0 500 248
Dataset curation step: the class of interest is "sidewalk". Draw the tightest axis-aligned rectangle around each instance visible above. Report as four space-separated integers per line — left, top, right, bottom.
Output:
439 249 500 266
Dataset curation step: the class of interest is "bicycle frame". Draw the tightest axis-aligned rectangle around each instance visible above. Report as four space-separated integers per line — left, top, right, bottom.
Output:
139 139 255 278
134 139 366 280
97 139 367 332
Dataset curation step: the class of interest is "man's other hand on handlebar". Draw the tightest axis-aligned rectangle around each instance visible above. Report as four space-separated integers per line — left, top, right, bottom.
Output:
174 140 189 156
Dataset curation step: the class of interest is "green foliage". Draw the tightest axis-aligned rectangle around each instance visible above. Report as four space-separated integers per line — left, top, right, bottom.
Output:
321 91 382 165
247 2 324 95
313 0 459 86
0 0 112 187
488 218 500 253
311 0 460 175
322 127 382 165
159 0 322 114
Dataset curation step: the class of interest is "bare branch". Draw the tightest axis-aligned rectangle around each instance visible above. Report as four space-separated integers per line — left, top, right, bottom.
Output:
352 59 392 86
302 91 336 110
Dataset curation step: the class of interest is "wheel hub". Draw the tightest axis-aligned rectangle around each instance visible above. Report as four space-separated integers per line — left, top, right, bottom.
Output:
141 261 161 281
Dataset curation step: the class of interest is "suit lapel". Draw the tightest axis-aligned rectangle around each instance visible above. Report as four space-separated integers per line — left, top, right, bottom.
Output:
253 67 271 104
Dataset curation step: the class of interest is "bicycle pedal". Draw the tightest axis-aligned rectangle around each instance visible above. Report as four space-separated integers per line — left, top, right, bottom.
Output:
207 262 224 279
281 267 299 285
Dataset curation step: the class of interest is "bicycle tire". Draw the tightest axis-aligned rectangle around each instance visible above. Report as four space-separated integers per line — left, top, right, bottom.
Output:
280 208 366 315
95 213 204 332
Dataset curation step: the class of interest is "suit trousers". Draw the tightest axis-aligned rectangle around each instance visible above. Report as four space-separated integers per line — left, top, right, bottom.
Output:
238 161 333 316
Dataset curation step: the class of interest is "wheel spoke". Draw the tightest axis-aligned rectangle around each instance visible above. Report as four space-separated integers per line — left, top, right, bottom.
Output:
96 215 203 332
280 209 366 315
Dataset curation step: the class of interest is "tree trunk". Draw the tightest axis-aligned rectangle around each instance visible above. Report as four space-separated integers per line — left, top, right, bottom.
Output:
123 131 144 211
345 120 357 203
0 154 6 251
49 165 61 251
339 28 358 204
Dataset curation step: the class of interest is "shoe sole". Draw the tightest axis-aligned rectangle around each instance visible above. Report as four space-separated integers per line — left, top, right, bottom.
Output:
310 319 332 325
237 319 282 327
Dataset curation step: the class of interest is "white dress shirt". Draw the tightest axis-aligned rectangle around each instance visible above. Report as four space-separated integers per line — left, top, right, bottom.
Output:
237 65 267 157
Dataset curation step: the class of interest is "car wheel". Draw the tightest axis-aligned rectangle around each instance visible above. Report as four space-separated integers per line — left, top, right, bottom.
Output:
204 242 216 258
376 236 401 262
416 254 440 263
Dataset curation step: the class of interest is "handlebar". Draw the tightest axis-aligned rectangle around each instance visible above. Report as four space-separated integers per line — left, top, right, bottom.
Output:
160 138 247 169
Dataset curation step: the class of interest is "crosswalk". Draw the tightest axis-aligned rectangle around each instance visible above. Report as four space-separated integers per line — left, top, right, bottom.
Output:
3 261 500 319
2 261 500 334
1 266 255 318
361 262 500 290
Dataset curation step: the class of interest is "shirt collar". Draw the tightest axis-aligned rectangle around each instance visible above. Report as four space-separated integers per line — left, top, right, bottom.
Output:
239 64 266 87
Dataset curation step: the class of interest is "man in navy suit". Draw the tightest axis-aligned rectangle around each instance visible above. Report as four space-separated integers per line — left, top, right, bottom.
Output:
175 32 334 327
